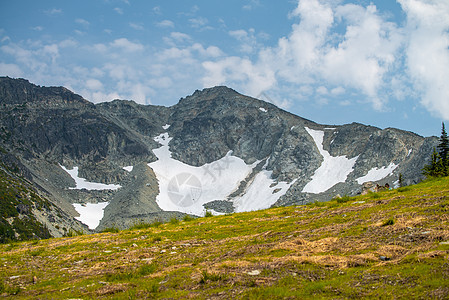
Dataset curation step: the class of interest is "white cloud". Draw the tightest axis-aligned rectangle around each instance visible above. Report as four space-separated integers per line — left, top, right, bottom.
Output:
229 29 259 54
85 78 103 90
339 100 351 106
316 86 328 95
114 7 123 15
44 8 62 15
163 32 192 46
110 38 144 52
32 26 43 31
189 17 209 29
2 0 447 126
59 39 77 48
170 32 191 42
0 63 23 77
399 0 449 120
129 22 144 30
157 20 175 28
320 4 403 109
92 43 108 53
153 6 161 15
202 0 404 110
191 5 200 14
331 86 345 95
74 30 85 36
229 30 248 40
243 0 261 11
202 56 276 97
43 44 59 63
75 18 89 28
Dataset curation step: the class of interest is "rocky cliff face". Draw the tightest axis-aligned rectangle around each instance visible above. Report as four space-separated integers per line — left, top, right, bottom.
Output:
0 77 438 235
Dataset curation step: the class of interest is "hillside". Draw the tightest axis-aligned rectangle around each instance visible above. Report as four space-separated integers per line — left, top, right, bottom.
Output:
1 177 448 299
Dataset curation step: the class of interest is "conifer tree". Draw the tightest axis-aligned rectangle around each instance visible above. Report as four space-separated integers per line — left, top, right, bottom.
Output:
423 148 444 178
437 122 449 167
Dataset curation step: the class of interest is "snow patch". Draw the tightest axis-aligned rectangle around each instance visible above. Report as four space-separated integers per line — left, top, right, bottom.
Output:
73 202 109 230
162 124 171 130
233 170 297 213
123 166 133 172
259 107 267 112
356 163 398 184
302 128 358 194
407 149 412 157
149 132 295 216
149 133 256 216
60 165 121 190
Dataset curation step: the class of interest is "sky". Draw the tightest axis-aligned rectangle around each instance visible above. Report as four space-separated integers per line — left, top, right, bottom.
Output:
0 0 448 137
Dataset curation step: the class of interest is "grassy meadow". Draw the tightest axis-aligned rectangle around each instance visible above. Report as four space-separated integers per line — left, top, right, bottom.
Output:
1 177 449 299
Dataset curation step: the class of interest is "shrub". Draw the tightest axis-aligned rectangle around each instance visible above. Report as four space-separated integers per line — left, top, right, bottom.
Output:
382 218 395 226
334 195 351 203
183 215 195 222
169 217 179 225
138 263 157 276
199 270 224 284
101 227 120 233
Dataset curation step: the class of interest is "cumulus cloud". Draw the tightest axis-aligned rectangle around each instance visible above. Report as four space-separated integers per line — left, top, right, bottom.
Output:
399 0 449 120
2 0 448 123
203 0 403 110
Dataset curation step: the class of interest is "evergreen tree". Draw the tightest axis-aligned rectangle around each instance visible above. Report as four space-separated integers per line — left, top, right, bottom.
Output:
422 148 445 178
437 122 449 166
398 173 404 188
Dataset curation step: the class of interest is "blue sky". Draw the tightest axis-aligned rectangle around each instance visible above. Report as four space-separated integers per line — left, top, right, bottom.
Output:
1 0 448 137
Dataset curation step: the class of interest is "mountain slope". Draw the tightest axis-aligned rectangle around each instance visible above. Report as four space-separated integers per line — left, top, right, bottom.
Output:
0 77 438 234
1 177 448 298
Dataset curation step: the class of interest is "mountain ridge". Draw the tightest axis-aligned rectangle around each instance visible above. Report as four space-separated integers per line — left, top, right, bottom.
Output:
0 77 437 236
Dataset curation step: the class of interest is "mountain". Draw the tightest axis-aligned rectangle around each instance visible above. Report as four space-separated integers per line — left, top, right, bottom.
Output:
0 77 438 237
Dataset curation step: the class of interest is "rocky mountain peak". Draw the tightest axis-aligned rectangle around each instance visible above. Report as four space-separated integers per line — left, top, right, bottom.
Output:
178 86 240 104
0 76 91 107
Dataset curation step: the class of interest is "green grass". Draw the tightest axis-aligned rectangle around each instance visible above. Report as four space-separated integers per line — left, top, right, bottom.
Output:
1 177 449 299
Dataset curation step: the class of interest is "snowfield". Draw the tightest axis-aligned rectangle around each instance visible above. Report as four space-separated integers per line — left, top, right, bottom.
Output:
302 128 358 194
149 132 295 216
73 202 109 230
123 166 133 172
356 163 398 184
60 165 121 190
233 169 297 213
